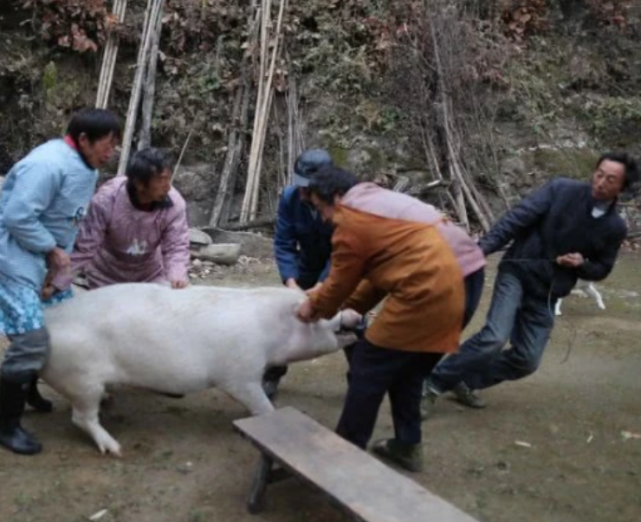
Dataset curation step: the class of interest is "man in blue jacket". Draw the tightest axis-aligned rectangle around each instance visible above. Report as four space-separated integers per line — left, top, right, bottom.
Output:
0 108 120 455
263 149 335 398
421 151 638 417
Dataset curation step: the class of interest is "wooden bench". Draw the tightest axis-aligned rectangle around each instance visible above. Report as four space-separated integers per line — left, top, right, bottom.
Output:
233 406 482 521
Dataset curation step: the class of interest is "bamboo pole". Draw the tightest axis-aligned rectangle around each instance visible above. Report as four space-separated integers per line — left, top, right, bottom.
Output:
285 69 303 186
117 0 163 177
171 126 194 183
96 0 128 108
240 0 271 222
429 15 494 232
138 0 165 150
222 81 252 225
209 85 245 227
242 0 288 222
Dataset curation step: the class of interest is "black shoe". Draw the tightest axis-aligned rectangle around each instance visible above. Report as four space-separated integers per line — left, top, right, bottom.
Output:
27 375 53 413
452 382 486 409
0 419 42 455
0 376 43 455
372 438 424 472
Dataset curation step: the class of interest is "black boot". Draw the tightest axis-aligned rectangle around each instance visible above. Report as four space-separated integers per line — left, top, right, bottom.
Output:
27 375 53 413
262 365 288 400
0 376 43 455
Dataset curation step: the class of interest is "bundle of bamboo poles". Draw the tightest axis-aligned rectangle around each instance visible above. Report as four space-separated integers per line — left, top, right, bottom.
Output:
96 0 128 109
116 0 166 177
239 0 288 224
426 17 494 233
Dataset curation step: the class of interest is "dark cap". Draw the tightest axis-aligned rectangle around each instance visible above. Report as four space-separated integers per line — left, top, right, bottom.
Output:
292 149 333 187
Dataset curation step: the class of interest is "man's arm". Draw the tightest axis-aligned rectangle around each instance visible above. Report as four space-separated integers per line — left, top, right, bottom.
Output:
273 189 300 284
479 180 557 256
342 279 387 315
318 257 331 282
161 204 191 287
50 192 111 290
308 229 366 319
2 162 62 253
576 224 627 281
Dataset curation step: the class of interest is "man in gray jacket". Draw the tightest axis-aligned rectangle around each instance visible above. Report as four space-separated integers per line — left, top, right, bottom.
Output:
422 152 638 417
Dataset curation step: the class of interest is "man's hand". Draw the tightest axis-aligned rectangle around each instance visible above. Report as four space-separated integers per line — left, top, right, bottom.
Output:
297 298 319 323
556 253 585 268
41 284 56 300
47 247 70 271
305 282 323 296
285 278 301 290
41 266 59 301
171 280 189 289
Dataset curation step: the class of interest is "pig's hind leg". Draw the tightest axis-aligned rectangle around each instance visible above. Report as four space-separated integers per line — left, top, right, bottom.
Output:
222 381 275 416
70 384 122 456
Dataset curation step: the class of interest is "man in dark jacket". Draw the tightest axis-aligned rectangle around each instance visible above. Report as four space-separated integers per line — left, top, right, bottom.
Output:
421 152 639 416
263 149 335 397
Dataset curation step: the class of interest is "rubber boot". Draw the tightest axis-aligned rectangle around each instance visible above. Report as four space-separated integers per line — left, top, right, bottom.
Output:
372 438 424 472
27 374 53 413
0 376 43 455
262 365 288 400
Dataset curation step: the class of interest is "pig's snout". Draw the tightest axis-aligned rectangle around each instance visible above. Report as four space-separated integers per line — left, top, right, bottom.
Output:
335 309 364 350
339 309 362 329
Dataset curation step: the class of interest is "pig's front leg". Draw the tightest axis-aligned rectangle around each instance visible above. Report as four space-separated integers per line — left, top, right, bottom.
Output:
221 381 275 416
70 389 122 457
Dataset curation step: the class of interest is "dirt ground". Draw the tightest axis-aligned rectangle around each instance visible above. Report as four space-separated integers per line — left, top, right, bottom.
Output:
0 254 640 522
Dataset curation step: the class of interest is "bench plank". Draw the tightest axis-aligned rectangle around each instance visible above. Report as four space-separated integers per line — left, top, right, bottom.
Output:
234 407 482 522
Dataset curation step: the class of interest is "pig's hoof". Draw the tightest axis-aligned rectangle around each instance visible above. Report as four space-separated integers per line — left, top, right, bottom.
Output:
98 441 122 457
95 434 122 457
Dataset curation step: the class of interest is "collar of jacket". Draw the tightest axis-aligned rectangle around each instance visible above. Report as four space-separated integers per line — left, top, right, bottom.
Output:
588 188 617 216
126 180 174 211
63 135 94 171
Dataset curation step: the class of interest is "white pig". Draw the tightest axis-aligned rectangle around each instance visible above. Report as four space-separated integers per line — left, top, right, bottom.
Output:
40 283 361 456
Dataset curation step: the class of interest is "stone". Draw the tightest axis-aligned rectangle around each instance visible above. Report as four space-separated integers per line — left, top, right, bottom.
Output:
201 227 273 259
189 228 212 246
171 163 220 227
185 201 212 228
192 243 241 266
172 163 215 202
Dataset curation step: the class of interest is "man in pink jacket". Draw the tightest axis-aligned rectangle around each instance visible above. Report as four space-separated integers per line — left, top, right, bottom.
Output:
47 147 190 295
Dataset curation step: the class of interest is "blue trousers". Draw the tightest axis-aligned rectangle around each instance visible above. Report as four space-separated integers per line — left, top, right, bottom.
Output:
428 268 555 393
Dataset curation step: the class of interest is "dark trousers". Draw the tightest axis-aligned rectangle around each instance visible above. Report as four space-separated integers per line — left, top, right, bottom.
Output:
461 268 485 330
336 339 442 449
422 267 485 392
428 268 555 393
263 271 322 383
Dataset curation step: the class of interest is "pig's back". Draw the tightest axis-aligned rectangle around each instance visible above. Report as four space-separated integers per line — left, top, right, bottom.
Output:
43 284 305 391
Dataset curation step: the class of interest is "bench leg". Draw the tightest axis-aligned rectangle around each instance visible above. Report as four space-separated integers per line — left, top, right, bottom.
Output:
247 454 273 514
